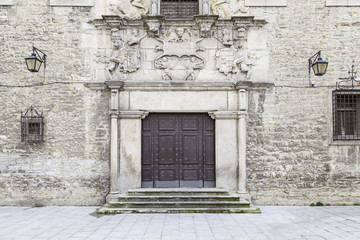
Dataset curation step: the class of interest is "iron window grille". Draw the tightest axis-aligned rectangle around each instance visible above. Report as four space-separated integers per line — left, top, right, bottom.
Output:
332 90 360 141
160 0 199 19
21 106 44 142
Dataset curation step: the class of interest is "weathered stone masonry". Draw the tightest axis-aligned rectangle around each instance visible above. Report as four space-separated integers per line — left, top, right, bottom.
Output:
0 0 360 206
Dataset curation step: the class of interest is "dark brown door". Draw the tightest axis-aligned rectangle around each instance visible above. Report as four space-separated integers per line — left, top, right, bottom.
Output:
141 113 215 188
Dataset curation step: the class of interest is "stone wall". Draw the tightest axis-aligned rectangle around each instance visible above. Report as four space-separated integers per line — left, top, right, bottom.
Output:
0 1 110 205
0 0 360 206
246 0 360 205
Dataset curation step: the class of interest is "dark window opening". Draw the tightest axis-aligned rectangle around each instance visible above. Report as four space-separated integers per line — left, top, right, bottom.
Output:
160 0 199 19
333 90 360 140
21 106 44 142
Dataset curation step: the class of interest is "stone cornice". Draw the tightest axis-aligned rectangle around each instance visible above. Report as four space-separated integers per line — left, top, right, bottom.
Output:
93 14 267 30
85 81 274 91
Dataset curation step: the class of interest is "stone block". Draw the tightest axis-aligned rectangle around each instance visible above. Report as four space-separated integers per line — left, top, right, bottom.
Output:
326 0 360 6
245 0 287 6
0 0 13 5
128 91 229 111
50 0 94 7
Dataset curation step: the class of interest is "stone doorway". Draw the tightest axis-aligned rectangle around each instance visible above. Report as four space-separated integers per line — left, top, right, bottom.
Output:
141 113 215 188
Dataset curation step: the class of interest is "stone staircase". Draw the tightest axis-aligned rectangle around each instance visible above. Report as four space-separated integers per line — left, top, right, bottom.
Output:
97 188 260 214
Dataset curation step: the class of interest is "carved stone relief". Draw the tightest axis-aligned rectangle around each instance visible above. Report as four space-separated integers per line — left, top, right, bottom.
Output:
108 0 150 19
155 54 205 81
215 47 258 80
210 0 248 18
106 29 145 80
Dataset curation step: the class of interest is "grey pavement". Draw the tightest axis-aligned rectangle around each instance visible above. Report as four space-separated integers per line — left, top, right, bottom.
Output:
0 206 360 240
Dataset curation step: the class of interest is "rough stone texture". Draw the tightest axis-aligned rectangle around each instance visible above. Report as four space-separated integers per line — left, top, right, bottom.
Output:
0 0 111 205
1 0 360 206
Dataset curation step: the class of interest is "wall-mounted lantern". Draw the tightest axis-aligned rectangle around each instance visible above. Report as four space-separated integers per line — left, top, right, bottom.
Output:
308 51 329 86
25 46 46 73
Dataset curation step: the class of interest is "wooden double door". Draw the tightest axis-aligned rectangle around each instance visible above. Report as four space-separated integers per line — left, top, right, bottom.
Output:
141 113 215 188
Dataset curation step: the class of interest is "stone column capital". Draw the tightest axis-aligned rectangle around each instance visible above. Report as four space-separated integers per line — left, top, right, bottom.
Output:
209 111 239 120
119 111 149 119
238 111 248 119
105 81 124 90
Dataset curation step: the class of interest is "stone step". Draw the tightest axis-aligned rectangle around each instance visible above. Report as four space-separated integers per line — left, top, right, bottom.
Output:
127 188 230 196
107 201 250 209
97 207 261 214
117 195 241 202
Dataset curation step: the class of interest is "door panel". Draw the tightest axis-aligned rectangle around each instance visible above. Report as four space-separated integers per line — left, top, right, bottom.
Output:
141 113 215 188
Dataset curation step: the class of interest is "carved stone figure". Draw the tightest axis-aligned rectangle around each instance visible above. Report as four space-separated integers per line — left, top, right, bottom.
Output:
127 29 146 46
145 18 161 37
210 0 248 18
234 0 249 15
108 0 150 19
166 28 191 42
195 17 217 38
155 54 204 81
184 57 204 80
106 38 142 80
237 28 246 39
233 52 258 79
216 47 258 79
211 0 227 18
222 29 233 46
106 39 126 80
215 48 235 76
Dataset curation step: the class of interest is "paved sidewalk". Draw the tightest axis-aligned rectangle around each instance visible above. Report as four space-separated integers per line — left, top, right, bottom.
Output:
0 206 360 240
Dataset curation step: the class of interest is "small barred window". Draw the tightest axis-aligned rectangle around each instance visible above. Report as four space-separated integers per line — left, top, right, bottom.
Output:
160 0 199 19
21 106 44 142
333 90 360 141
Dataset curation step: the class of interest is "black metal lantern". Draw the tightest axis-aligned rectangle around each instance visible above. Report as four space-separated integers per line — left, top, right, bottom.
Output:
312 56 328 76
308 51 329 86
25 46 46 73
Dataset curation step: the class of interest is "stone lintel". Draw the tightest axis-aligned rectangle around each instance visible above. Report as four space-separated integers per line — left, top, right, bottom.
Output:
245 0 287 7
50 0 94 7
122 81 235 91
105 81 124 90
119 111 149 119
0 0 13 6
326 0 360 6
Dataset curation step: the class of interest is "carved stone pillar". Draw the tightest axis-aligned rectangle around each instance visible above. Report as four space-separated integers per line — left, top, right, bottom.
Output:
105 81 123 201
237 89 248 194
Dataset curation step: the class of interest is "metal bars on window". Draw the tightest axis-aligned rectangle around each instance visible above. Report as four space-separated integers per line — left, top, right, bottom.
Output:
160 0 199 19
21 106 44 142
332 90 360 140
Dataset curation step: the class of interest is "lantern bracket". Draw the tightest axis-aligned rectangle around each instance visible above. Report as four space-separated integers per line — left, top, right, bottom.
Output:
32 46 47 70
308 51 328 87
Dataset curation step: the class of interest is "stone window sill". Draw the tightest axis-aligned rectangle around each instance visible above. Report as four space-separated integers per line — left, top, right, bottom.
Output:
0 0 13 6
330 141 360 146
245 0 287 7
326 0 360 6
50 0 94 7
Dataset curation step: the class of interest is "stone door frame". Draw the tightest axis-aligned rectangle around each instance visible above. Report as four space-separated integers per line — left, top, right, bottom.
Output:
105 81 249 201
